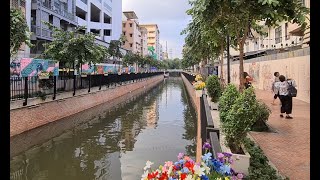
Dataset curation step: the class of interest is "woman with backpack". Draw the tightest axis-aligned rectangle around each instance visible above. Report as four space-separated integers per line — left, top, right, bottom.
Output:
274 75 297 119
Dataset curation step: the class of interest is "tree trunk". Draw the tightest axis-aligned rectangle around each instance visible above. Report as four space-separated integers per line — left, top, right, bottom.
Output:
239 42 245 92
220 44 224 82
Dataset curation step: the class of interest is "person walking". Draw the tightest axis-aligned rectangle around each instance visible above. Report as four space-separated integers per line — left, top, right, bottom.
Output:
271 72 280 105
244 72 253 89
274 75 297 119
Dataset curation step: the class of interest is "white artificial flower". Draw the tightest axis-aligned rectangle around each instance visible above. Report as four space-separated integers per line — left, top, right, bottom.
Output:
201 162 210 174
141 170 148 180
185 174 194 180
193 164 205 177
144 161 154 170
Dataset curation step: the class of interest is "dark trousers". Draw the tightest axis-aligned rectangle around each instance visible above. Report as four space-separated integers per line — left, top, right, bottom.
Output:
279 95 293 114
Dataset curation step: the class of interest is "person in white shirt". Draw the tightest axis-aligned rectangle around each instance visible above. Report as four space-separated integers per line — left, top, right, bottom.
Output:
271 72 280 105
274 75 297 119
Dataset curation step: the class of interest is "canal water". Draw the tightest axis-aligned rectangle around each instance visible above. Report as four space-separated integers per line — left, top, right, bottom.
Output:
10 78 197 180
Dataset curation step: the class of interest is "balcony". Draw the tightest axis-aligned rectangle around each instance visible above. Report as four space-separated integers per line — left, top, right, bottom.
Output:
77 17 87 27
31 25 52 40
37 0 77 23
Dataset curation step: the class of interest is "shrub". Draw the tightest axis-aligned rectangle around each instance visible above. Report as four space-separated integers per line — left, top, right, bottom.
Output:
218 84 240 123
221 87 259 153
243 138 285 180
252 101 272 132
206 75 222 102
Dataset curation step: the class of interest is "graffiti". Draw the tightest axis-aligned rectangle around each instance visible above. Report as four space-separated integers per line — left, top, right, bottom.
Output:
248 62 260 84
232 68 238 83
10 58 59 78
261 64 273 90
148 46 157 60
81 63 136 74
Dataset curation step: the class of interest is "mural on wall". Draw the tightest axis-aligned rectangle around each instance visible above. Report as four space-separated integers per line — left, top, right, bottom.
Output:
81 63 135 74
261 64 273 91
248 62 260 84
231 67 238 83
10 58 59 78
148 46 157 60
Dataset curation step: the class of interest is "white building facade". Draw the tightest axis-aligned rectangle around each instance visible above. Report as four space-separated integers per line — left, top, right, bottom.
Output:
75 0 122 43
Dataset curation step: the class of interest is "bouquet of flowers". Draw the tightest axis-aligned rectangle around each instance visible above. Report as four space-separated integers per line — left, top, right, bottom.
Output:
193 81 206 90
141 143 244 180
195 74 203 82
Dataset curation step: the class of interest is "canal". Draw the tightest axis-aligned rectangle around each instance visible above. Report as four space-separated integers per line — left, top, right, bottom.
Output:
10 78 197 180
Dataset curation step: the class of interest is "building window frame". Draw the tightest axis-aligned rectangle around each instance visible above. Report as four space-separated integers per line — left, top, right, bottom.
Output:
130 33 133 37
123 23 125 28
275 26 282 44
285 23 290 40
129 23 132 27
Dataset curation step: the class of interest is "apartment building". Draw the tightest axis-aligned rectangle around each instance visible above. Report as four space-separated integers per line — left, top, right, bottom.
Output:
75 0 122 43
29 0 78 55
121 11 142 54
140 24 160 60
140 27 148 56
229 0 310 59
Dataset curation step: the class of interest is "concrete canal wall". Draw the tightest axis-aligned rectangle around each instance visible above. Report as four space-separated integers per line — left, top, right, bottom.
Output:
181 73 202 163
10 75 164 137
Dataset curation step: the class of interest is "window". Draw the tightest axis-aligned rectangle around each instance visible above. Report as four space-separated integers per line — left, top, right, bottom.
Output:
285 23 289 40
130 43 132 47
275 26 282 44
123 23 125 28
129 23 132 27
130 33 133 37
104 29 111 36
123 31 126 35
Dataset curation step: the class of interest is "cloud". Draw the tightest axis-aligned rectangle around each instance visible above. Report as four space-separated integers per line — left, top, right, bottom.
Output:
122 0 191 59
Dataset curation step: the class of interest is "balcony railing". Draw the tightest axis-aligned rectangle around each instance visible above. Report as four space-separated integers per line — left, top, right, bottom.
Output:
31 25 52 39
80 0 87 4
35 0 76 22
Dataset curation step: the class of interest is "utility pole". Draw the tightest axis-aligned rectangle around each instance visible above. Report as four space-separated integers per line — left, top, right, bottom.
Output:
227 35 231 83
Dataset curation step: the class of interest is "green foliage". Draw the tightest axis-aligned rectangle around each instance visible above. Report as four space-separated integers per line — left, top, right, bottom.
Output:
161 59 182 70
252 101 272 131
10 8 33 57
108 40 123 60
206 75 222 102
243 138 285 180
218 84 240 123
221 87 258 151
43 23 108 69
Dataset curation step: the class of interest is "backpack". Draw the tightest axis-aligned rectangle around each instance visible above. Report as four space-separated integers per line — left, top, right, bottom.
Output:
287 81 297 97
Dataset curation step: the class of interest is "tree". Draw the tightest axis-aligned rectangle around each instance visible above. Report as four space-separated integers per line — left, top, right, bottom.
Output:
185 0 309 91
10 8 33 57
43 23 109 72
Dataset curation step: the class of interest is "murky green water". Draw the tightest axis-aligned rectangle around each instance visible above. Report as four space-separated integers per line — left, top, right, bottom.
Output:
10 78 197 180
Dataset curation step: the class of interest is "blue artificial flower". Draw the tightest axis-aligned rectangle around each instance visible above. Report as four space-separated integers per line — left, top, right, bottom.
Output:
201 152 212 162
219 165 231 175
201 175 209 180
169 177 177 180
182 167 189 173
179 159 185 165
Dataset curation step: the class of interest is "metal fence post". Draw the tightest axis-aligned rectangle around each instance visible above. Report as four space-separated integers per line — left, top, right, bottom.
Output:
88 74 91 93
73 74 76 96
99 74 102 90
23 77 28 106
53 76 56 100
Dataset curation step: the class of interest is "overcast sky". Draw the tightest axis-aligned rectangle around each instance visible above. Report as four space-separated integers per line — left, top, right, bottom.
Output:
122 0 191 59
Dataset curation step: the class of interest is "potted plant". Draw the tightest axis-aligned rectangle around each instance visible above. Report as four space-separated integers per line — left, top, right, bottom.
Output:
218 84 240 123
206 75 222 110
220 87 259 175
38 70 50 79
193 81 205 97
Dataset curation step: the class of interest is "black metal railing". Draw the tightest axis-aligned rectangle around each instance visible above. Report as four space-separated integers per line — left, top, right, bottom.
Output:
10 72 163 105
200 92 222 158
181 72 196 83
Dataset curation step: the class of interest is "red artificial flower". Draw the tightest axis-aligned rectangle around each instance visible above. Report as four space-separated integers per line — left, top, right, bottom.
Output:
180 173 187 180
185 161 194 171
148 171 159 179
159 172 168 180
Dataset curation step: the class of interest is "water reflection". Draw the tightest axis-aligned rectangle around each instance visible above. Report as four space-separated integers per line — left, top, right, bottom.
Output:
10 78 197 180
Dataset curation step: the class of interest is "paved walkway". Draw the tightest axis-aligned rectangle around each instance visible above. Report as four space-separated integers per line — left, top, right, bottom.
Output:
250 89 310 180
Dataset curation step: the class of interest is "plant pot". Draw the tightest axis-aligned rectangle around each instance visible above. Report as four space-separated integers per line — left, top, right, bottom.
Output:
81 75 87 77
118 72 122 75
210 101 219 110
39 76 49 80
104 74 108 76
220 134 251 175
195 90 203 97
